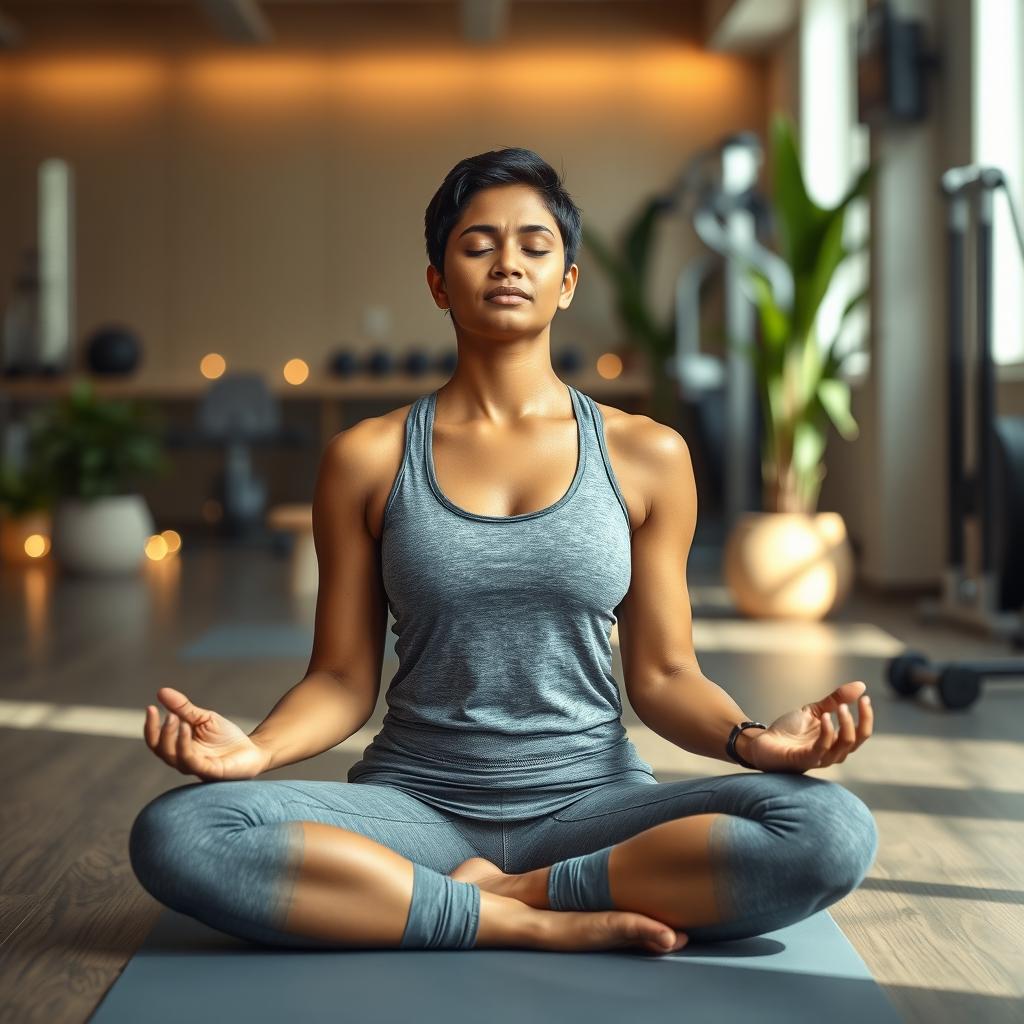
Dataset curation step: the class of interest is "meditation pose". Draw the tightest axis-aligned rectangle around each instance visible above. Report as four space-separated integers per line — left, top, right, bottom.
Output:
130 147 878 954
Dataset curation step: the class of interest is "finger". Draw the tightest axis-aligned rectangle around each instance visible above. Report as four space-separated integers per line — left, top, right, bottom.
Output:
814 708 835 759
811 681 867 716
157 686 205 728
818 711 843 766
144 706 161 750
176 718 193 774
830 704 856 762
158 712 181 767
836 702 857 747
849 695 873 752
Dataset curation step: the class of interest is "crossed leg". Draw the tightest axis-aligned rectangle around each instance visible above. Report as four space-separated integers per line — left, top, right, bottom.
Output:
456 771 879 943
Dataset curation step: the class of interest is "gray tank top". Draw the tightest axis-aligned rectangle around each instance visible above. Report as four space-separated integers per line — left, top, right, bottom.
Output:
347 382 656 817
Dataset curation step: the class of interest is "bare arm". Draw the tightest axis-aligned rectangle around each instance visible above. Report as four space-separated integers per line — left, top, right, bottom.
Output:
616 419 764 767
249 422 390 771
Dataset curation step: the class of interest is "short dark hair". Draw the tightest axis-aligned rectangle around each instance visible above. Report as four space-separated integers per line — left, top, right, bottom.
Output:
424 147 583 279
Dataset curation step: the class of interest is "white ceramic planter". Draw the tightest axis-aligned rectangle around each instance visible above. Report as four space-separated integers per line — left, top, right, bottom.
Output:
52 494 154 575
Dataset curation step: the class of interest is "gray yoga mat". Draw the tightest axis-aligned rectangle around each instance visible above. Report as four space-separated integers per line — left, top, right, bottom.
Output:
90 906 904 1024
179 623 314 659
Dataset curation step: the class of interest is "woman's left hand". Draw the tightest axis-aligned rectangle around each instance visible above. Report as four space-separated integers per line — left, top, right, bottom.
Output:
746 681 873 774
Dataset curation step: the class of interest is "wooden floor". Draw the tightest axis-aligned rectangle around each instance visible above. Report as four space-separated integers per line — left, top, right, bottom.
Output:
0 539 1022 1023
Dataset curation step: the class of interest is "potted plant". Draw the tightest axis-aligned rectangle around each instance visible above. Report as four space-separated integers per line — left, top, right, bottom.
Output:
0 458 54 565
26 378 170 575
722 111 874 619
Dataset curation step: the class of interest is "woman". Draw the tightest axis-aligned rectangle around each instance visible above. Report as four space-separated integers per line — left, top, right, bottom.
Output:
129 147 878 956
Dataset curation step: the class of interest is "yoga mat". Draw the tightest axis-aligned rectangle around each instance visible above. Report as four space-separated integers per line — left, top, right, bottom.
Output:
90 906 904 1024
179 623 396 660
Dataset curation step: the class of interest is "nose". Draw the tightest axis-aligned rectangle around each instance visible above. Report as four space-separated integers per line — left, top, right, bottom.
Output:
489 239 526 277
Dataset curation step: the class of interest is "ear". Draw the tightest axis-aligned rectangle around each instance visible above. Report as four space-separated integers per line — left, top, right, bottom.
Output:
559 264 579 309
426 264 449 310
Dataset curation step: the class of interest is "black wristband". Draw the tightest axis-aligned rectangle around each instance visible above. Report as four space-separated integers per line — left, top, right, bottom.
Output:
726 721 768 769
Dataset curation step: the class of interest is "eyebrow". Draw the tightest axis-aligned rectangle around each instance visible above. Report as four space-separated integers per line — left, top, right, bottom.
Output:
457 224 555 240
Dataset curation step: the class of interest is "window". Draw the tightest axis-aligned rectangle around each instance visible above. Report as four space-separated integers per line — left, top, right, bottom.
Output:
973 0 1024 367
799 0 871 381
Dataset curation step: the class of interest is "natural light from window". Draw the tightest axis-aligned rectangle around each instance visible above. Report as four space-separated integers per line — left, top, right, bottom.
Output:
974 0 1024 367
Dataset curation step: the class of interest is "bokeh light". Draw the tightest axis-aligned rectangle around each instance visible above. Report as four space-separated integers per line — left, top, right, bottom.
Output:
160 529 182 554
283 358 309 386
200 353 226 379
596 352 623 380
23 534 50 559
145 534 169 560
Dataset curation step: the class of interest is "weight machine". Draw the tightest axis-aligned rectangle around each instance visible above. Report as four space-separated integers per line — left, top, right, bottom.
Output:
887 164 1024 709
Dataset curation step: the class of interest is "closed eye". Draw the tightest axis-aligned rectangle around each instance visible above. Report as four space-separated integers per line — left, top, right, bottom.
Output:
466 249 549 256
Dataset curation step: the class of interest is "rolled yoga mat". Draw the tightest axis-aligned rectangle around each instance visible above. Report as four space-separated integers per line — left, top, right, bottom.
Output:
91 905 904 1023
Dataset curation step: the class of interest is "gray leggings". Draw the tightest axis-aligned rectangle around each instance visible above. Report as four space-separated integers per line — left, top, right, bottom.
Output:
128 770 878 949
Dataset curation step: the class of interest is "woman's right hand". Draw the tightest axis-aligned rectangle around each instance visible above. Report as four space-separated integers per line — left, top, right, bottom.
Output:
144 686 272 781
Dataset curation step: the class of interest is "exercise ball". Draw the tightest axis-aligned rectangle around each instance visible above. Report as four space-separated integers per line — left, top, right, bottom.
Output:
723 511 854 620
84 324 142 375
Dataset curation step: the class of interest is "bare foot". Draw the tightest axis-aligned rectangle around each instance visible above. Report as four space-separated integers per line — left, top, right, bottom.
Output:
536 907 689 956
452 857 688 956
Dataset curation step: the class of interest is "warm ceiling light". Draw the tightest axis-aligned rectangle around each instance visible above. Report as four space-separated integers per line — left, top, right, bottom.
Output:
200 353 226 379
283 358 309 386
596 352 623 380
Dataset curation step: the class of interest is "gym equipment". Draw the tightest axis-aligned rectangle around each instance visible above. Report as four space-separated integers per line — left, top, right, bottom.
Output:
366 349 395 375
919 165 1024 637
921 163 1024 634
84 323 142 375
885 164 1024 708
659 132 781 530
402 348 433 376
89 904 903 1024
166 372 315 539
328 347 359 376
887 650 1023 710
436 349 458 375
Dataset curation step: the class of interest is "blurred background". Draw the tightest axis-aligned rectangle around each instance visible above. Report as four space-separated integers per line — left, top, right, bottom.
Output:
2 2 1024 1020
1 0 1020 596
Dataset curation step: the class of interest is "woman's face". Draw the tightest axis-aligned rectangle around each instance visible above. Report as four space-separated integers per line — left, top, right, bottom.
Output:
427 183 578 338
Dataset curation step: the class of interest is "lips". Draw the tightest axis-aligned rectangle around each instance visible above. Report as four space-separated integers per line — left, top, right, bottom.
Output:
485 286 530 300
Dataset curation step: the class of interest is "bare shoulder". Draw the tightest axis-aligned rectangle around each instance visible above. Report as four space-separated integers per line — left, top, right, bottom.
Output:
591 399 693 531
320 402 415 541
593 400 689 459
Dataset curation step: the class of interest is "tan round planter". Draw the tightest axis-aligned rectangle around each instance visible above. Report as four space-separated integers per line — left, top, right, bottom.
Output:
723 511 854 620
0 510 53 566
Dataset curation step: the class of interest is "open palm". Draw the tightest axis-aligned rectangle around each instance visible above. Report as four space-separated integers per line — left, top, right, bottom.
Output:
746 681 873 774
143 686 271 781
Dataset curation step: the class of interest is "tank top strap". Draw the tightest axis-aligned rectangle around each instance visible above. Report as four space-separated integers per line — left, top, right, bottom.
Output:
573 386 632 533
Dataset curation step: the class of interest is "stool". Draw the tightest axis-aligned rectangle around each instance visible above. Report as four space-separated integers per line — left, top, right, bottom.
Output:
267 503 316 596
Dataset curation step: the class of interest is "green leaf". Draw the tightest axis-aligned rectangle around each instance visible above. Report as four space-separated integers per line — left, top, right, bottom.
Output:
818 379 860 440
792 419 827 476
